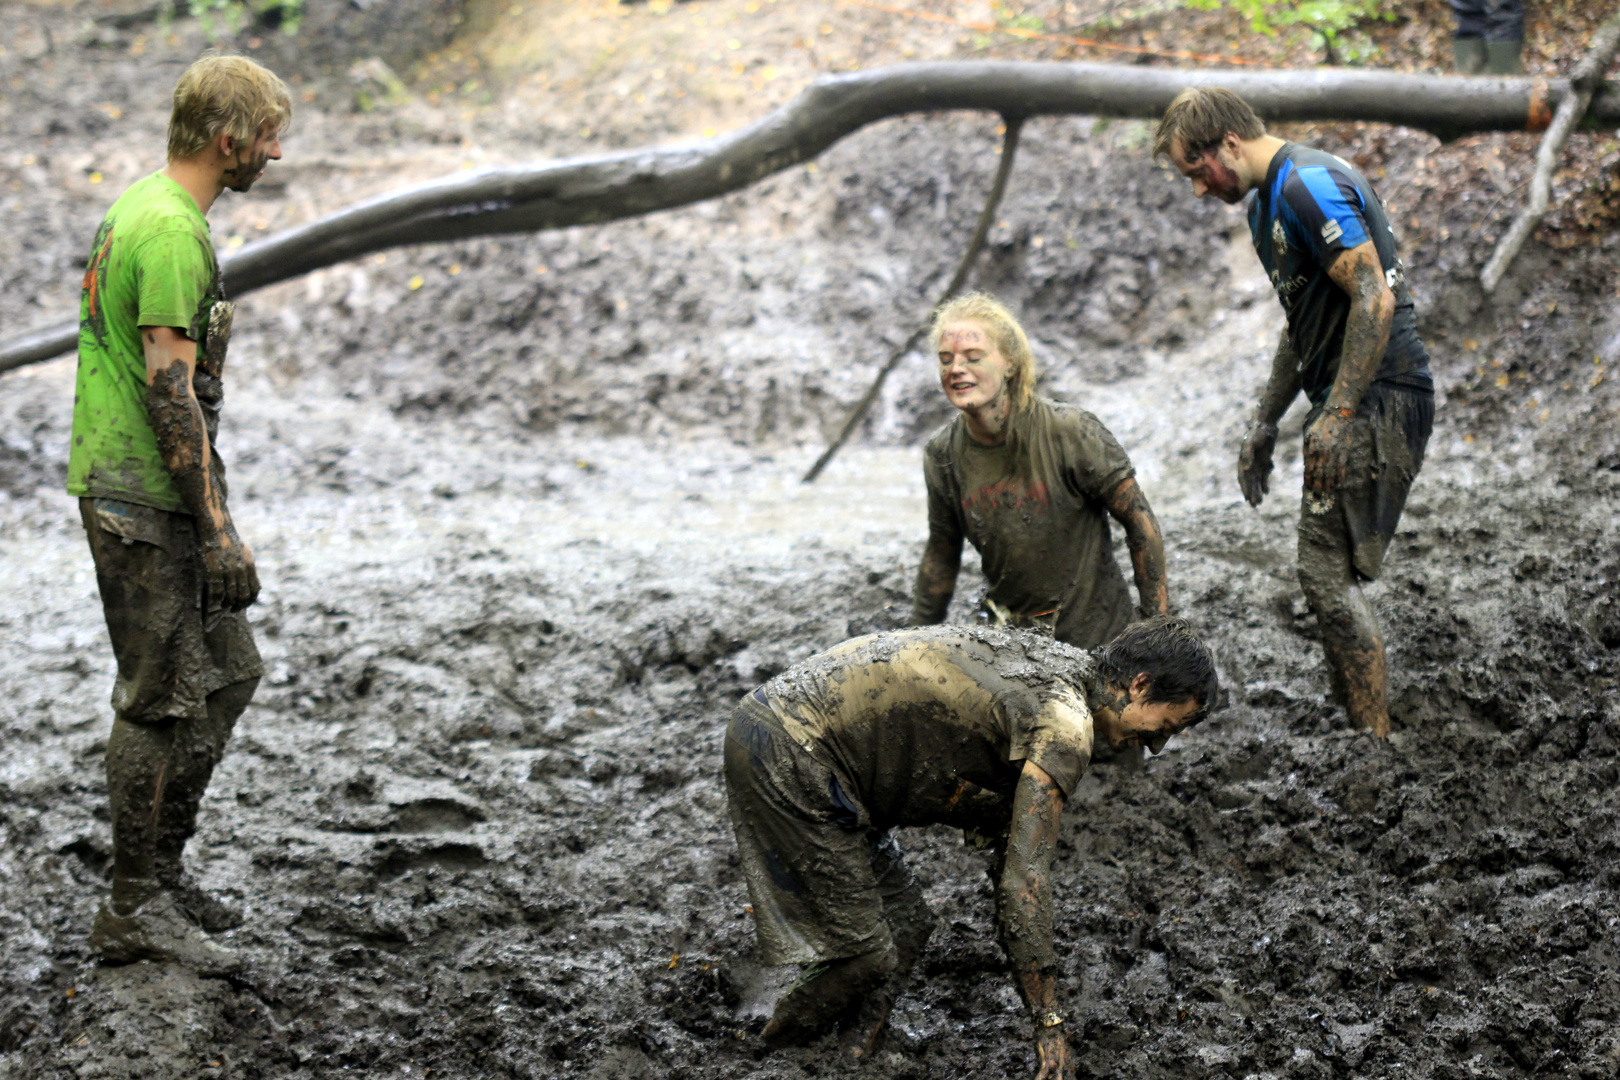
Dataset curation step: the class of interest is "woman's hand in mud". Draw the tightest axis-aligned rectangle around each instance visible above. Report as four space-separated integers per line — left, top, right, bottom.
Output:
1302 411 1353 496
1237 421 1278 507
201 520 260 611
1034 1025 1074 1080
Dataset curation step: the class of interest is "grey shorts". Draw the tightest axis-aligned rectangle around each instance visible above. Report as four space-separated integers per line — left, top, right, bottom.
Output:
81 498 263 723
1300 384 1433 581
723 698 900 966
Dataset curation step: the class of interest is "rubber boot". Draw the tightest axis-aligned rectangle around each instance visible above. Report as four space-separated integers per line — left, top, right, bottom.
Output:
1453 37 1487 75
1486 40 1523 75
89 878 242 975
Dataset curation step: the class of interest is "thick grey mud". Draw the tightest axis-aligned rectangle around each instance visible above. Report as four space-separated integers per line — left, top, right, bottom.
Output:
3 3 1620 1079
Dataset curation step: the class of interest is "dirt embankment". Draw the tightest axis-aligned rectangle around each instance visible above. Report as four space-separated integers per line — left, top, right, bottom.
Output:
2 2 1619 1079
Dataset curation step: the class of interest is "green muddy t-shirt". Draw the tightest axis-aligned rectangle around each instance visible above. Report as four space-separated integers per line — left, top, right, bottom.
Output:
67 172 219 512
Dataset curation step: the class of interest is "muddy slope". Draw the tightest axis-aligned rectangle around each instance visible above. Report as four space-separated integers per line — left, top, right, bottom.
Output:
3 3 1620 1080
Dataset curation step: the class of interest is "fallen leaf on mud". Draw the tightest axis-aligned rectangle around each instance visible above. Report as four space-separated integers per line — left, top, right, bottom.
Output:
408 275 425 290
669 954 680 968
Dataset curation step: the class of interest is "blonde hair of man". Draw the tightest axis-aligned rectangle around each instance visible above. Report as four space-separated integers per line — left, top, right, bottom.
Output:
1152 87 1266 162
929 292 1038 416
167 53 292 162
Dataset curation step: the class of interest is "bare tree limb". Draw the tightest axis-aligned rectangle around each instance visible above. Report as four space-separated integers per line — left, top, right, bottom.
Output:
7 60 1619 374
1481 13 1620 294
801 116 1024 484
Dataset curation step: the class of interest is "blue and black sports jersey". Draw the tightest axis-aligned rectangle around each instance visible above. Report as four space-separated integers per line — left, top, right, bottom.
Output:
1248 143 1432 406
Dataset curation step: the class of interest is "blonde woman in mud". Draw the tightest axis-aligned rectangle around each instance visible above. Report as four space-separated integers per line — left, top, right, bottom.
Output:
912 293 1170 650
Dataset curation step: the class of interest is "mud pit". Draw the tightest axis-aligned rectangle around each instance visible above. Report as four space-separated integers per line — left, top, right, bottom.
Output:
4 3 1620 1078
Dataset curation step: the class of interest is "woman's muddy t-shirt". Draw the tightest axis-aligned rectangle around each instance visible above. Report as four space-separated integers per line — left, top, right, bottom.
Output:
922 400 1136 649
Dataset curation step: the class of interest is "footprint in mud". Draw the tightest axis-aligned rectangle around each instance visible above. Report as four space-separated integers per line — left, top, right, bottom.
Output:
317 774 488 834
373 841 489 880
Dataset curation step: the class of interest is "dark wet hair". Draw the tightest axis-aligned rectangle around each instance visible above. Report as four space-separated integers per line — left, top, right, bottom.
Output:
1153 87 1266 161
1097 615 1220 723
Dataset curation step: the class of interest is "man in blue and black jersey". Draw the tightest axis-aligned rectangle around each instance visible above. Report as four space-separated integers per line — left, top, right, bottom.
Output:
1153 87 1435 739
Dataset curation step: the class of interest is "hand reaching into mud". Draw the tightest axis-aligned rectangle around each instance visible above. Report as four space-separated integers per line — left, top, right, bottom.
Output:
1237 421 1278 507
1034 1025 1074 1080
1303 410 1353 498
201 517 260 611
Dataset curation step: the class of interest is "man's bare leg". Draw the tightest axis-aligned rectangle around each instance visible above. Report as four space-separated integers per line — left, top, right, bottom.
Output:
1298 528 1390 737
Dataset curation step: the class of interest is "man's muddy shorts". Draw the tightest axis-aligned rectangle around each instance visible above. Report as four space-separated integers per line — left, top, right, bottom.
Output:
723 696 897 966
1299 383 1434 581
81 498 263 724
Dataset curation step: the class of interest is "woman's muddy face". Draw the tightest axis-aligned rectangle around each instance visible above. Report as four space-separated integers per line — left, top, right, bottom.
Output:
937 321 1011 413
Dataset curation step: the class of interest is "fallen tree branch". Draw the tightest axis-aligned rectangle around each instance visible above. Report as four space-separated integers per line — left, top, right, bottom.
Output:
7 60 1620 373
1481 12 1620 294
802 116 1024 484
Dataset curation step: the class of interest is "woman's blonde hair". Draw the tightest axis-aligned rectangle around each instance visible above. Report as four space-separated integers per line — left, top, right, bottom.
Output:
167 54 292 162
929 292 1038 415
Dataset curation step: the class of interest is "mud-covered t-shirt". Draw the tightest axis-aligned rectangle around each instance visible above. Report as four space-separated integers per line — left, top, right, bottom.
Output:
68 172 221 512
1248 143 1432 406
754 625 1097 833
922 399 1135 649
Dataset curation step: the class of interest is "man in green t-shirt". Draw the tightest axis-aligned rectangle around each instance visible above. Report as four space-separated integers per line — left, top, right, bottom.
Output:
69 54 291 973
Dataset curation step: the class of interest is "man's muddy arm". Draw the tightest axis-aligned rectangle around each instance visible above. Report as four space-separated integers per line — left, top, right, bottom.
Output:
997 760 1071 1080
912 531 962 625
1104 477 1168 618
1322 242 1394 416
1238 329 1302 508
1307 243 1394 494
143 325 259 610
1256 327 1303 426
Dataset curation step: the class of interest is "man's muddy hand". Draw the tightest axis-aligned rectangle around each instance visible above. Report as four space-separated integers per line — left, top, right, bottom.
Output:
201 520 260 610
1237 420 1277 507
1302 411 1352 497
1034 1025 1074 1080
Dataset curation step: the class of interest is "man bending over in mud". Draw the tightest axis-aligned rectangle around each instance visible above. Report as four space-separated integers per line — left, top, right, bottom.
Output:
724 617 1217 1077
1155 88 1434 738
67 54 290 972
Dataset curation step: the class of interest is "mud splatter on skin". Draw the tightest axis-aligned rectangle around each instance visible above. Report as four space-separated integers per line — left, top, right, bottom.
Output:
145 348 257 611
1306 246 1395 496
1103 477 1169 616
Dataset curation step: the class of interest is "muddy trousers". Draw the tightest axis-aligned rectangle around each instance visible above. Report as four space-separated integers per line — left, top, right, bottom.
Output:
767 835 934 1047
106 677 258 911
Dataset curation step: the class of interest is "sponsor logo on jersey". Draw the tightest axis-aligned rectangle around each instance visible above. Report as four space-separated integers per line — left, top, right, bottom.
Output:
1272 270 1308 302
1321 219 1344 245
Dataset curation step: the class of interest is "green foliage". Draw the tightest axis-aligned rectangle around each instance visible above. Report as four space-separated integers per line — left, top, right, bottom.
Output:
188 0 304 40
1185 0 1396 62
992 4 1047 34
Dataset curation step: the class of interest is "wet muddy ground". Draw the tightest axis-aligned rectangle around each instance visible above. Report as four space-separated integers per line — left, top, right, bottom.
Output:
3 3 1620 1079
